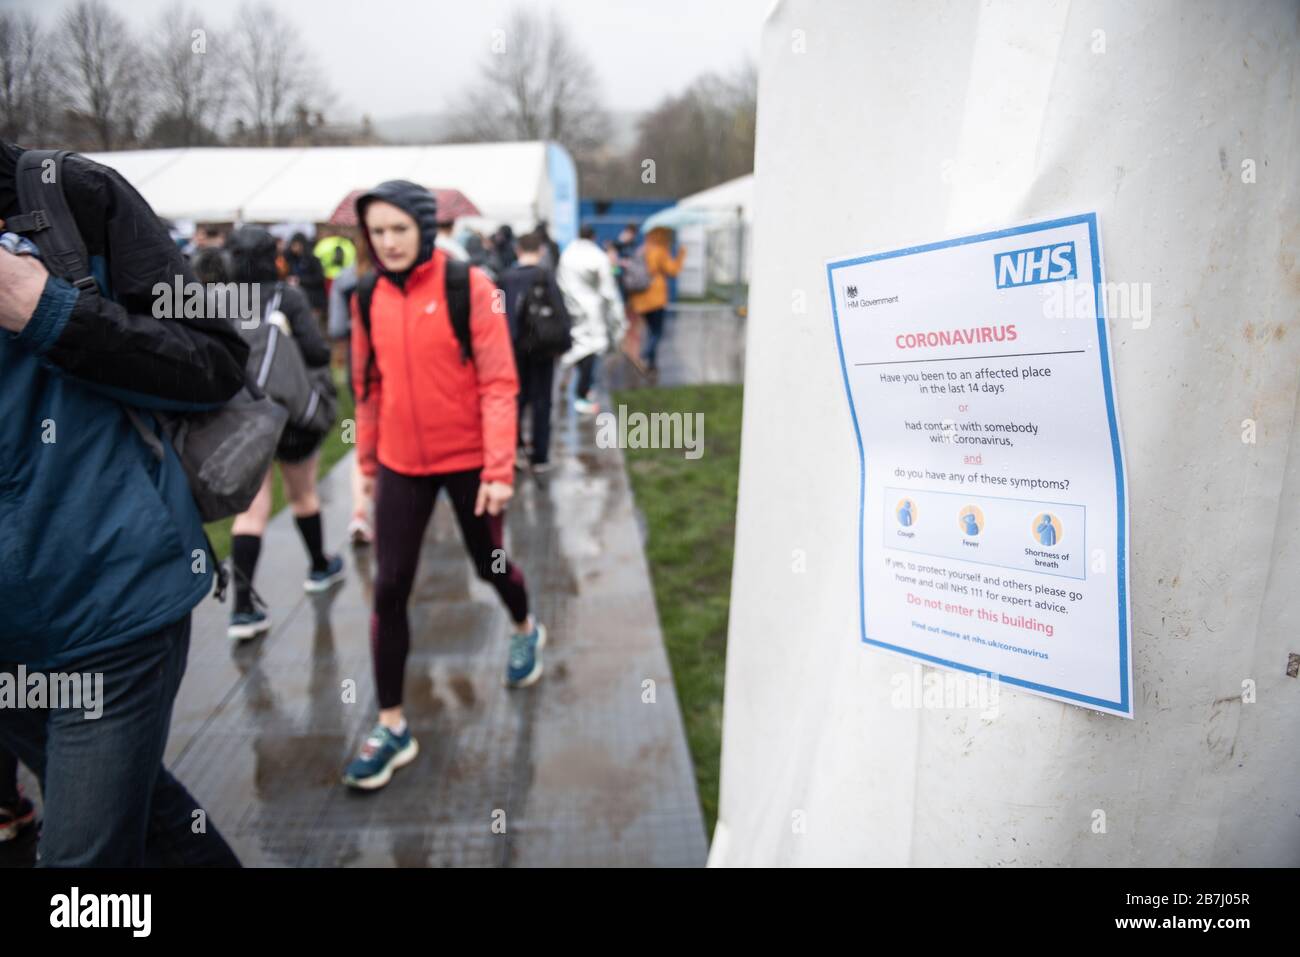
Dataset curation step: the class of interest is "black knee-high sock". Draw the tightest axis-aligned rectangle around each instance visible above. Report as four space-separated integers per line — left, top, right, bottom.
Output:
231 534 262 614
295 512 328 572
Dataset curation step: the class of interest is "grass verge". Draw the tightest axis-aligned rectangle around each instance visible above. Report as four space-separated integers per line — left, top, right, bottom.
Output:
613 383 742 838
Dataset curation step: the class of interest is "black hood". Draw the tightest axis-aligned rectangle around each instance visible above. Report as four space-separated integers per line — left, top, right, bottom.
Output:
354 179 438 286
226 225 280 283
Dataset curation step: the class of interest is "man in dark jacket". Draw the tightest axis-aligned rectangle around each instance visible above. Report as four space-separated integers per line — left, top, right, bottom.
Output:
285 231 327 317
501 231 569 471
492 224 517 272
0 142 246 866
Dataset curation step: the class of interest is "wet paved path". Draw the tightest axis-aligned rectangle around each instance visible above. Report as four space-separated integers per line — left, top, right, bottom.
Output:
606 305 747 391
3 304 741 868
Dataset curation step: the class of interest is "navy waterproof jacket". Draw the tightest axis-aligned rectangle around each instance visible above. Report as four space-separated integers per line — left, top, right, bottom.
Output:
0 145 249 669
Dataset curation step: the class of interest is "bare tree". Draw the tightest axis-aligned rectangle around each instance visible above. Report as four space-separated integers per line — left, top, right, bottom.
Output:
146 4 230 147
230 2 321 146
446 7 610 161
619 58 757 198
55 0 149 150
0 11 61 145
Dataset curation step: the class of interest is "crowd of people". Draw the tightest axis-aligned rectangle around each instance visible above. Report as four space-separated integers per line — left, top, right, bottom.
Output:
0 140 686 862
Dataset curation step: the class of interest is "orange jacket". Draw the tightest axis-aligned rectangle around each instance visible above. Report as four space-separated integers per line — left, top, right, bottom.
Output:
352 250 518 484
630 230 686 314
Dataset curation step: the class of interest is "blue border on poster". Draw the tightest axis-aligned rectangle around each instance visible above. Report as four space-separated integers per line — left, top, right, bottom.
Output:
825 213 1129 715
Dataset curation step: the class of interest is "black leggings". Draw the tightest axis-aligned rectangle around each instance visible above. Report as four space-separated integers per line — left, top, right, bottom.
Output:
371 464 529 709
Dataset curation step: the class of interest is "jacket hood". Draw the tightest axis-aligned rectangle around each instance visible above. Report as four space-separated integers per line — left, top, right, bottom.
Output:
226 225 280 283
354 179 439 284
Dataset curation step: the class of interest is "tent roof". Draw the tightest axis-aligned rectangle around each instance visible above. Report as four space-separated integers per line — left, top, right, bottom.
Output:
677 174 754 221
83 142 551 226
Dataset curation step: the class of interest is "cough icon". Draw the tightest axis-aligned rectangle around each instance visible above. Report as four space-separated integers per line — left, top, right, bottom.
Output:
897 499 916 527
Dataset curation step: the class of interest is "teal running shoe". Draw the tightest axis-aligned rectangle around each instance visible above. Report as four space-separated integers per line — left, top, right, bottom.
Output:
506 622 547 688
342 723 418 790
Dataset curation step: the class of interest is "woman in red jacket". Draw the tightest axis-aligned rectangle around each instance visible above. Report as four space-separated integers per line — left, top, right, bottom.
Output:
343 180 544 791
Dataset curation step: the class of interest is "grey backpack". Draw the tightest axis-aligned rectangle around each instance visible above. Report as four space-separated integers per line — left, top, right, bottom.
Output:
622 245 652 293
242 283 337 434
12 149 288 538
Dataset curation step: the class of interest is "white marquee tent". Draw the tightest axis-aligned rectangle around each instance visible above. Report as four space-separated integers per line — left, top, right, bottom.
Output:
671 174 754 296
84 141 577 242
678 174 753 222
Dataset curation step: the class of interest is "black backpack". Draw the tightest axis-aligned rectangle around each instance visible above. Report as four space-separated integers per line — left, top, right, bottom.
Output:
9 149 287 529
516 271 572 358
356 257 473 400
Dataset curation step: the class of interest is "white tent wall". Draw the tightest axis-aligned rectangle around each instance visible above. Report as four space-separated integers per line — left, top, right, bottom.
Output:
679 174 755 291
713 0 1299 867
83 142 564 232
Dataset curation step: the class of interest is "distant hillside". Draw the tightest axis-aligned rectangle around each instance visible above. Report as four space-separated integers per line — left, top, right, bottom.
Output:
371 111 457 144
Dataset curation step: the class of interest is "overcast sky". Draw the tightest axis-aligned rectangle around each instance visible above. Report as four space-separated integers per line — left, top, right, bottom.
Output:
26 0 770 120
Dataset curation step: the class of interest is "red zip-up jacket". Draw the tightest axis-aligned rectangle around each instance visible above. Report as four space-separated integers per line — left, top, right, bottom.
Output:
352 250 518 484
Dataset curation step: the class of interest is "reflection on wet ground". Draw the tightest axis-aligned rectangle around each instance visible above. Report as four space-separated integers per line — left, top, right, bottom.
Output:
2 306 742 868
605 306 747 392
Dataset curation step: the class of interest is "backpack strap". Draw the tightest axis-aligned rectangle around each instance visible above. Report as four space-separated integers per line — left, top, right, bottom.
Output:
253 283 286 390
10 149 98 293
445 258 473 363
356 260 473 401
356 272 379 401
13 149 167 466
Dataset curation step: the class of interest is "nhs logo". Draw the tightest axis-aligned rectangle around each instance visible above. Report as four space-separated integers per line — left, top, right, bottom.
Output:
994 241 1077 288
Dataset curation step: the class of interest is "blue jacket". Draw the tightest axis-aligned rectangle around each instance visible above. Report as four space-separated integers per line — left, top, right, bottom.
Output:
0 146 249 669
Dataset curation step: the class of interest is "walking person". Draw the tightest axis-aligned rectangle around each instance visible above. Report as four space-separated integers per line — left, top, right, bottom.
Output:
558 225 625 415
343 180 545 791
629 225 686 378
502 230 571 472
0 141 243 866
534 219 561 271
314 229 356 299
435 216 469 262
225 226 345 642
608 229 649 375
285 231 328 320
327 239 376 545
492 224 517 272
464 230 501 283
613 223 638 296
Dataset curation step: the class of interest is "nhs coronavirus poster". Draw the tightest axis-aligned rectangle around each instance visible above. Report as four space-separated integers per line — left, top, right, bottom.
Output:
827 213 1132 717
